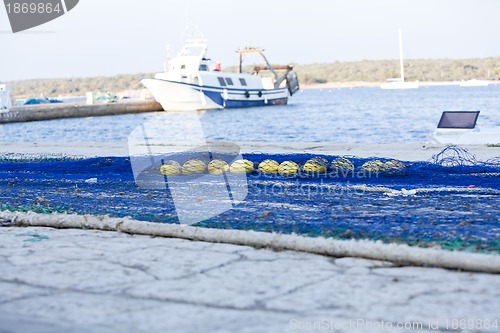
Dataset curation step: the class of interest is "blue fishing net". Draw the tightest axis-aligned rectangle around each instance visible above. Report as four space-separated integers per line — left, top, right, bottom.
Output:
0 147 499 253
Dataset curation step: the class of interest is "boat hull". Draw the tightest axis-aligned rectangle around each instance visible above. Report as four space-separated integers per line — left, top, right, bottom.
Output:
380 82 419 90
141 79 288 111
459 80 490 87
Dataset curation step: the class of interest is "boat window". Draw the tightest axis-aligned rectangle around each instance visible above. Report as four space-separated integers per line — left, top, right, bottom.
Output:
217 77 227 86
199 64 208 71
239 78 247 86
225 78 234 86
181 65 186 70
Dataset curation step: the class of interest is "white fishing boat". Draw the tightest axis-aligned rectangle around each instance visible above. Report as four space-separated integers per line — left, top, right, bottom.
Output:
141 40 300 111
381 30 419 90
431 111 500 145
458 79 490 87
0 84 13 111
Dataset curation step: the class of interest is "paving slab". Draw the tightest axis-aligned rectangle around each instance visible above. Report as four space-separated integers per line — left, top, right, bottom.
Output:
0 141 498 161
1 227 500 333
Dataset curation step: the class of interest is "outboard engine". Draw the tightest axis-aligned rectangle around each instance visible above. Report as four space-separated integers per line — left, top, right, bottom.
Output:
286 70 300 96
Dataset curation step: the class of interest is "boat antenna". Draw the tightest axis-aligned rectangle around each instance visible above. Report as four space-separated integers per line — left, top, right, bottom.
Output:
181 18 204 44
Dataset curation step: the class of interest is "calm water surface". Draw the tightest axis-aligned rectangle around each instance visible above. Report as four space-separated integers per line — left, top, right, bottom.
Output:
1 85 499 144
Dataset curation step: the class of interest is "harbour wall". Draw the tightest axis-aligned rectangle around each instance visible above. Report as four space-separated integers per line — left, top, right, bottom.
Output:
0 100 163 124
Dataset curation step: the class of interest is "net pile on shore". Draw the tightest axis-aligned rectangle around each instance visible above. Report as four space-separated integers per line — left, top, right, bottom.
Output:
0 147 499 253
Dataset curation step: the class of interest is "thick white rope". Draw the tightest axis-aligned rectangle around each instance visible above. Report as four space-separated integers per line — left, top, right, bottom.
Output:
1 210 499 274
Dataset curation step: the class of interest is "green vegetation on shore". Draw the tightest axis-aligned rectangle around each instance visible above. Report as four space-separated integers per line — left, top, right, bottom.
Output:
6 57 500 98
7 73 151 99
294 57 500 84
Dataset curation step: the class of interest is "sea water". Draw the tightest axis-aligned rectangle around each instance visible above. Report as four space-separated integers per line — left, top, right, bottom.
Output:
1 85 499 144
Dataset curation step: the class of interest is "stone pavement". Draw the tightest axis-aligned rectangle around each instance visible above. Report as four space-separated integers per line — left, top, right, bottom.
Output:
1 227 499 333
1 142 498 162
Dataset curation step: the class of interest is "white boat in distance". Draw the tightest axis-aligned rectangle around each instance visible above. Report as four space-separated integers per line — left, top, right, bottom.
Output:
459 79 490 87
381 30 419 90
141 40 300 111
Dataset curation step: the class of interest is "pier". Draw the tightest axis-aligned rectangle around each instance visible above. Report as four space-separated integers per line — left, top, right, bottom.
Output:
0 100 163 124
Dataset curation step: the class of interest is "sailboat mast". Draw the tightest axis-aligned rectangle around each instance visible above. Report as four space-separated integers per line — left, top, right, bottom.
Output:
399 29 405 83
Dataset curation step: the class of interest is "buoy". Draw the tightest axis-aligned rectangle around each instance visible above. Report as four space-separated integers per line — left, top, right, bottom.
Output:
230 159 254 174
208 160 230 175
278 161 300 176
303 157 328 174
361 160 385 173
182 159 207 175
258 159 279 175
330 158 355 173
160 160 182 176
384 160 406 174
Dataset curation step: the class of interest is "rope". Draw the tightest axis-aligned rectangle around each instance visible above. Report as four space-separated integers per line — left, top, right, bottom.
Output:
1 210 500 274
251 181 499 196
430 146 500 168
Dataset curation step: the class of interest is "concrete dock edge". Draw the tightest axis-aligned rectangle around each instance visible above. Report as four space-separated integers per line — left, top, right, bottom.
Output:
0 100 163 124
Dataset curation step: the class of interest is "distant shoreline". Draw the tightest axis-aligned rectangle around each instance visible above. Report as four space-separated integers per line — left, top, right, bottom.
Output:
11 80 499 100
301 80 500 89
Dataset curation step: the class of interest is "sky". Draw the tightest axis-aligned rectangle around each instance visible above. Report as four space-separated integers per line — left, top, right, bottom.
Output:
1 0 499 81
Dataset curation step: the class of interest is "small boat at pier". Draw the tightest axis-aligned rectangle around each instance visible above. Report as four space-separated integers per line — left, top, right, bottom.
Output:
0 84 12 111
141 40 299 111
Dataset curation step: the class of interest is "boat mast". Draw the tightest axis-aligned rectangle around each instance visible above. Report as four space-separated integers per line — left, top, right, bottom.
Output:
238 52 243 74
236 47 278 80
399 29 405 83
